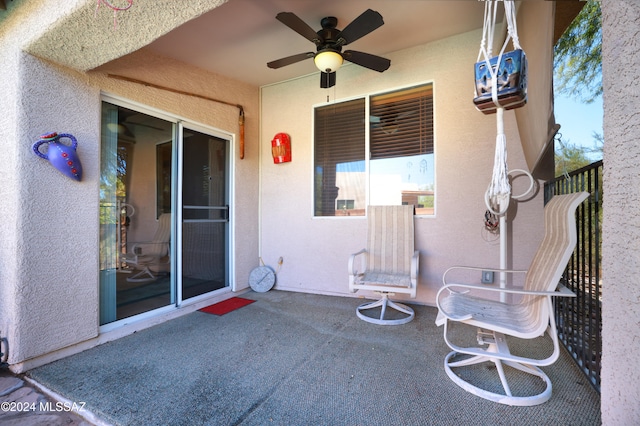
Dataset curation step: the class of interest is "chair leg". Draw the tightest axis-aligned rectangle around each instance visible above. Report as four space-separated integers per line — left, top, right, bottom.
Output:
356 293 415 325
126 267 157 283
494 359 513 397
443 328 553 406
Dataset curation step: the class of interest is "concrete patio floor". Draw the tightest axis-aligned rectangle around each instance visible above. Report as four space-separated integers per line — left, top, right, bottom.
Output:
25 290 601 425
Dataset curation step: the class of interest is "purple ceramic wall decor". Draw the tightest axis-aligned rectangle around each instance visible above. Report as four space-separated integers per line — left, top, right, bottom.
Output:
32 132 83 181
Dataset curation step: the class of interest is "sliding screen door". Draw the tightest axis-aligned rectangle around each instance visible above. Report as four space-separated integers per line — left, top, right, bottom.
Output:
180 128 229 300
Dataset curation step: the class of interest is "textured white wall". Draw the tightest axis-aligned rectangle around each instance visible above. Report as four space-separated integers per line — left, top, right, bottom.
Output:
1 54 101 364
25 0 228 72
259 28 547 305
0 1 258 365
0 0 102 365
601 1 640 424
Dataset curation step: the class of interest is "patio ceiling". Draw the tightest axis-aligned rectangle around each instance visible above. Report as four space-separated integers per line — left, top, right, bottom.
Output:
145 0 488 88
147 0 582 88
21 1 581 89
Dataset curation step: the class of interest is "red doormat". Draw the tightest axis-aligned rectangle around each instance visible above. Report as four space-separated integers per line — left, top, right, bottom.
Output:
199 297 255 316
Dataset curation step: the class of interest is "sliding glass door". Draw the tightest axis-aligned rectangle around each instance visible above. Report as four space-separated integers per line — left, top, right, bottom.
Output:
99 100 230 326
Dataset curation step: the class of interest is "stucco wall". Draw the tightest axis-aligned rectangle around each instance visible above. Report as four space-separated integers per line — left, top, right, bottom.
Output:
0 54 101 365
25 0 228 72
0 0 101 365
514 0 557 174
0 1 259 365
601 0 640 424
259 28 546 305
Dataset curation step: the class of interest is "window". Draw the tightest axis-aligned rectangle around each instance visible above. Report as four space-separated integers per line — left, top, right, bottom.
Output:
314 83 434 216
336 200 355 210
314 98 366 216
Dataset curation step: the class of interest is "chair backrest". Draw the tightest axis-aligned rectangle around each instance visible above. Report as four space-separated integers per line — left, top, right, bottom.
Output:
524 192 590 297
153 213 172 245
367 205 415 275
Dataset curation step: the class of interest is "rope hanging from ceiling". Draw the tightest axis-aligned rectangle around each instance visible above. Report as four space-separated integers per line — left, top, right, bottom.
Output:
96 0 133 29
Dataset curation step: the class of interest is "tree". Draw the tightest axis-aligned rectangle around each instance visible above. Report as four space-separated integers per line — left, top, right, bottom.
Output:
555 138 593 178
554 1 602 104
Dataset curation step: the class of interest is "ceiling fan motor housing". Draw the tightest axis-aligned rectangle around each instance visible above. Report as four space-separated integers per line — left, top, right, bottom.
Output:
317 17 342 52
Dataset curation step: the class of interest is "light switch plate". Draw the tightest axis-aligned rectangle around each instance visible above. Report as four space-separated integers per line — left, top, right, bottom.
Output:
481 270 494 284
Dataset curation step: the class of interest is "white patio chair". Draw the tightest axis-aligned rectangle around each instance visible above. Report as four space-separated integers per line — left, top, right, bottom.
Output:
435 191 589 406
123 213 171 282
349 205 419 325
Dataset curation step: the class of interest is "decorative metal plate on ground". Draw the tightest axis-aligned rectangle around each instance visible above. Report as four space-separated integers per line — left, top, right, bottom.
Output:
249 266 276 293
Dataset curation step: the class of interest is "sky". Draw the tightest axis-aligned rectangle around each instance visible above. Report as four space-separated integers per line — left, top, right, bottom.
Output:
553 92 603 161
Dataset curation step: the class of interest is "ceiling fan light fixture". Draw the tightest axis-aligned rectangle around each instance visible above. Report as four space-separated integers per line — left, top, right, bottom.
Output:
314 50 343 73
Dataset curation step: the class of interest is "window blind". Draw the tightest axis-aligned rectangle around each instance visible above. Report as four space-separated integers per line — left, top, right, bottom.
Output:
314 98 366 165
370 84 434 160
314 98 366 216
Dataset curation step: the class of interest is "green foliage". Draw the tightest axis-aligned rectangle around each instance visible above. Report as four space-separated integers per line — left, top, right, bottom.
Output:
554 1 602 104
555 139 593 178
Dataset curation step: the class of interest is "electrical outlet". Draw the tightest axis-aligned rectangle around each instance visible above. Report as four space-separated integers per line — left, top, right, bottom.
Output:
481 270 494 284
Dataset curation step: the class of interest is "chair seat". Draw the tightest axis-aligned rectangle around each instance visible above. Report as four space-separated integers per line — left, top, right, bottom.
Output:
438 292 544 338
361 272 412 288
124 253 158 265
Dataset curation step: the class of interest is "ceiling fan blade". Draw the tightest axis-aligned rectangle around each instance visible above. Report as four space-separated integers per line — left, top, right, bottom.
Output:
337 9 384 46
267 52 315 69
276 12 323 45
320 71 336 89
343 50 391 72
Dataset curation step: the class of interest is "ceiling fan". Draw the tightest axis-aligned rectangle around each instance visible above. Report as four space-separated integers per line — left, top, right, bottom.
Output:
267 9 391 88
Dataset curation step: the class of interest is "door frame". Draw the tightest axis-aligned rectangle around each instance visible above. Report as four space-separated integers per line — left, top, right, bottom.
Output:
175 120 235 307
99 94 236 330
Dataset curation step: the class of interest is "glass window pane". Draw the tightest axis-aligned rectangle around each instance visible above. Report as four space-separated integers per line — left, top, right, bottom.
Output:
369 84 435 215
370 154 434 215
314 98 366 216
99 101 175 325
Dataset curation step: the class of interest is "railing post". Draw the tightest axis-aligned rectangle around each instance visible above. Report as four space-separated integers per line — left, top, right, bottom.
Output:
544 160 603 392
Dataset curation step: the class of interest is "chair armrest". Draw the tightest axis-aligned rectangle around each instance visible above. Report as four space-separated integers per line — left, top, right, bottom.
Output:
437 281 577 300
348 249 367 275
130 241 170 256
436 281 575 326
442 265 527 286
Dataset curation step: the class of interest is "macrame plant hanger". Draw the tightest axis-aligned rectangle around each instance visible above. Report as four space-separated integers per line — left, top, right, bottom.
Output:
475 0 534 301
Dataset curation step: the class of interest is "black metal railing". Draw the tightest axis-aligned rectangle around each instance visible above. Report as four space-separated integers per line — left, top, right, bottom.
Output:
544 160 603 392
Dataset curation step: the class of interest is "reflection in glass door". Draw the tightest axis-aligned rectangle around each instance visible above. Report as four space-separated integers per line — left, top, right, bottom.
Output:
99 101 175 325
180 129 229 300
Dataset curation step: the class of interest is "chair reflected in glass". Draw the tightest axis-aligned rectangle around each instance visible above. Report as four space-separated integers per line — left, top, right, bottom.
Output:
123 213 171 283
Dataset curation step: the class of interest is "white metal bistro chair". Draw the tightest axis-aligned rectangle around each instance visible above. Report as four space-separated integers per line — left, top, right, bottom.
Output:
349 205 419 325
123 213 171 283
435 192 589 406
